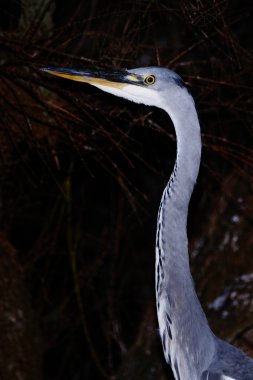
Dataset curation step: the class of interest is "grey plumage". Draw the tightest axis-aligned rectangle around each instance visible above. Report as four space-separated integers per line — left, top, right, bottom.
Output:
41 65 253 380
201 338 253 379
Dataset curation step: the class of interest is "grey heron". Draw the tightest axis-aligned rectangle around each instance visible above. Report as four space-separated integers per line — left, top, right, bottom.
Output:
41 66 253 380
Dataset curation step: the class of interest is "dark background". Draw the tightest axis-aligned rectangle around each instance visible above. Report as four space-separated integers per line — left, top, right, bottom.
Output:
1 1 253 379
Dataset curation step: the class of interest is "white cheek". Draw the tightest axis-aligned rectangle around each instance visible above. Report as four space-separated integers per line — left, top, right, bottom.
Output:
92 83 161 107
123 84 160 106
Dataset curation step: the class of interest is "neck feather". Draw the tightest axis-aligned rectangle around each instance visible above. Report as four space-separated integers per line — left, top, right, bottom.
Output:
156 91 215 378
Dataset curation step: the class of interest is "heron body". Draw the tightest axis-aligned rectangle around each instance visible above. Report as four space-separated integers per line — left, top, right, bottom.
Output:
42 66 253 380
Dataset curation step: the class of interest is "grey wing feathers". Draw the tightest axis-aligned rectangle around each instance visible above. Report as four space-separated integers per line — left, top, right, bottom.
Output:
201 338 253 380
201 365 253 380
201 370 236 379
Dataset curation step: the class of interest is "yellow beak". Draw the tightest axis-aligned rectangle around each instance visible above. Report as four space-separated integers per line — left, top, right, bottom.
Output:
40 67 143 89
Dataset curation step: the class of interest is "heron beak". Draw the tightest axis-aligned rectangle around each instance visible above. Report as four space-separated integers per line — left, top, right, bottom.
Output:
40 67 143 89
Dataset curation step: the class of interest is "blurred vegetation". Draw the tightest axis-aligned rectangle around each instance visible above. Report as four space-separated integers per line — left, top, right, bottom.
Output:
0 0 253 379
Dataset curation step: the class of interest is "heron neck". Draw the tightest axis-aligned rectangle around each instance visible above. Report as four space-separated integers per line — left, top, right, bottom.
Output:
158 102 202 268
156 99 215 377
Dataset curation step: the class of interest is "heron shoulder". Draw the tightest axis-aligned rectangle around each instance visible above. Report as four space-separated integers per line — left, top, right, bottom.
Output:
201 338 253 380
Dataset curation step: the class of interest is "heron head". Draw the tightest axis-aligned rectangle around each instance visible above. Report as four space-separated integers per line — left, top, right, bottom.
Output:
41 66 187 108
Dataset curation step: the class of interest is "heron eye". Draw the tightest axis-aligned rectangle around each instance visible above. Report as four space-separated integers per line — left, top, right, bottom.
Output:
144 75 156 85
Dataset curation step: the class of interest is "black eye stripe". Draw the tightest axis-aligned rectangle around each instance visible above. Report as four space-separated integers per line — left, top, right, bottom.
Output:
144 75 156 85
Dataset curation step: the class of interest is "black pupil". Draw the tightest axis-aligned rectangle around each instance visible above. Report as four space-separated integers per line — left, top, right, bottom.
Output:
147 76 153 83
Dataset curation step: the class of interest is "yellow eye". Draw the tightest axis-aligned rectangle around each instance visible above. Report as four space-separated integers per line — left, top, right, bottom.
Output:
144 75 156 85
